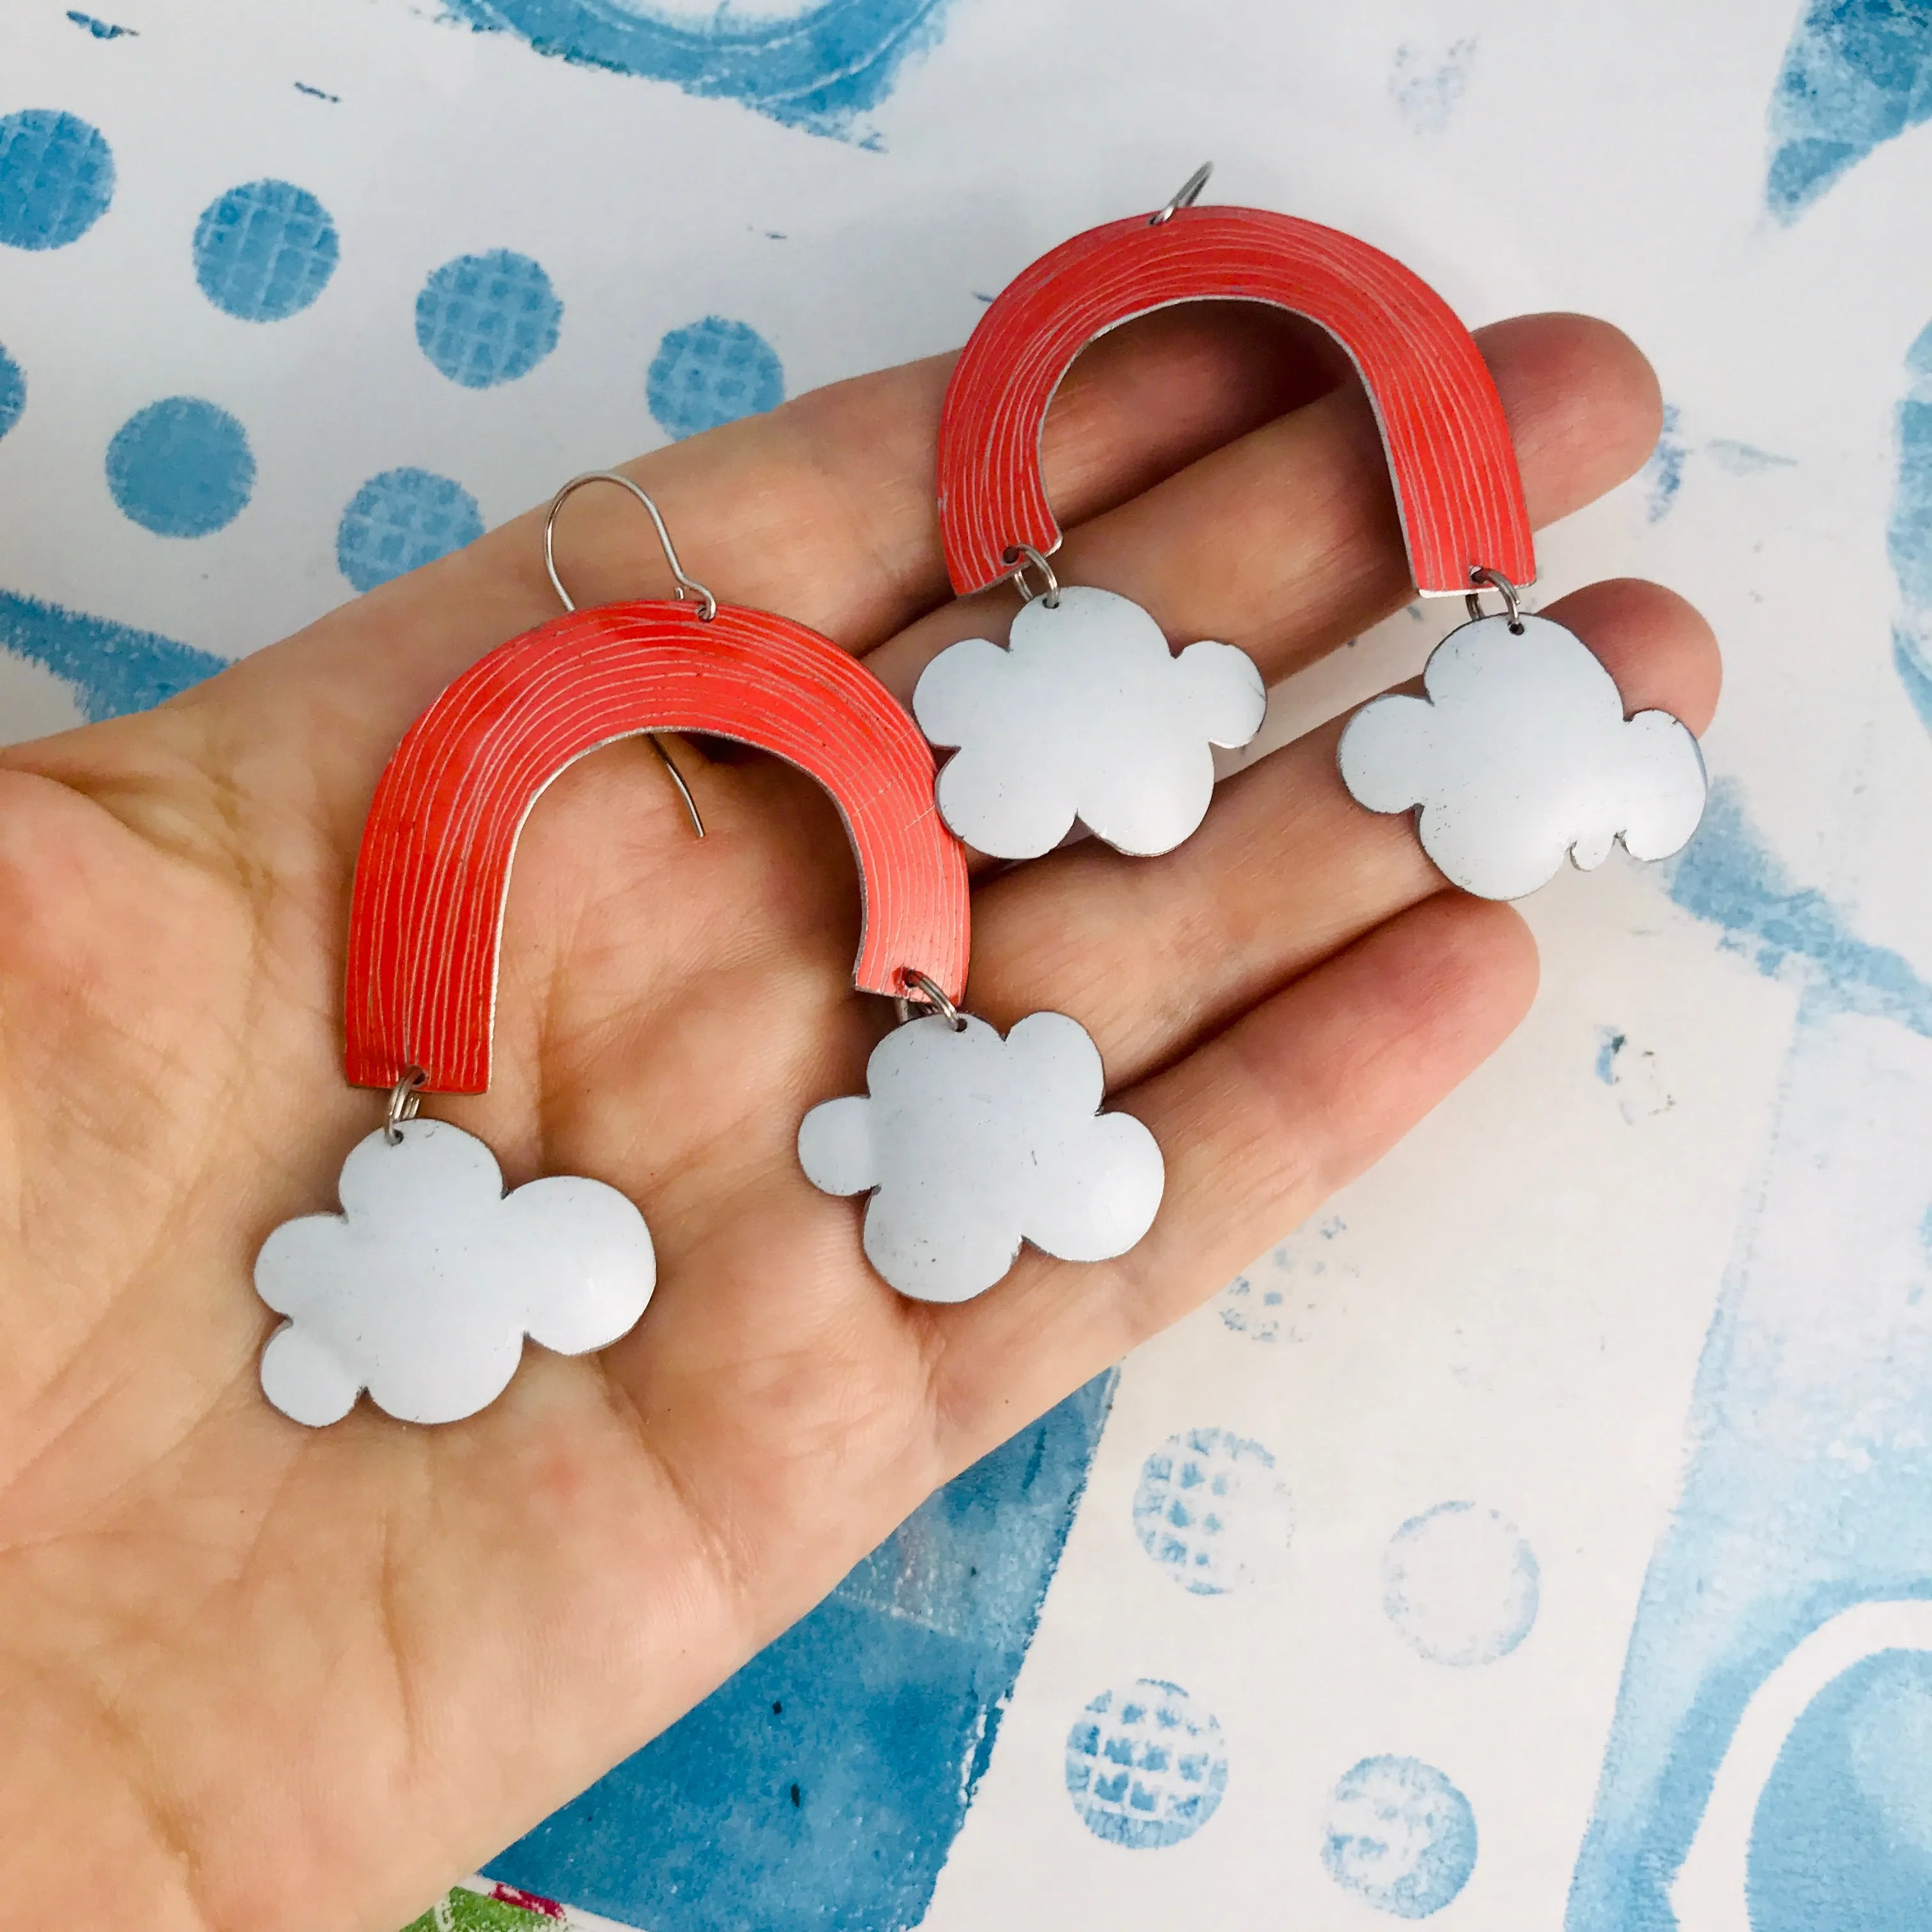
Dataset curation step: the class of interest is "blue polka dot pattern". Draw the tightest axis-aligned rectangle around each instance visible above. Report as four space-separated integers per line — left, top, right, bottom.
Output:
0 109 115 250
1132 1427 1292 1595
647 317 784 440
193 180 339 321
1064 1679 1228 1848
0 342 23 440
106 398 254 537
415 250 562 388
1382 1502 1540 1667
1322 1756 1478 1917
337 468 484 591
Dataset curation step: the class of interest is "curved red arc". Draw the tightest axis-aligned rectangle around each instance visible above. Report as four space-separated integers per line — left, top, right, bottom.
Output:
937 205 1534 599
345 602 970 1094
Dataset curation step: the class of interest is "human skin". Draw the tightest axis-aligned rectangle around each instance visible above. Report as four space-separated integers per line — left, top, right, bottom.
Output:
0 305 1715 1929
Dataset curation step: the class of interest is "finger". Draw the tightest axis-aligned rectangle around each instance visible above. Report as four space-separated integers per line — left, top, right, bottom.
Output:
864 312 1663 702
964 578 1716 1090
151 307 1333 778
922 891 1538 1460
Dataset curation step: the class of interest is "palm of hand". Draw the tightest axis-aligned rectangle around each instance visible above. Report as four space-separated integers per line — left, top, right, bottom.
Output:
0 310 1712 1930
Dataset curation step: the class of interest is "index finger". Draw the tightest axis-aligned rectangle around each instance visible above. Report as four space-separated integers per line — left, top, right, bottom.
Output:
152 307 1338 822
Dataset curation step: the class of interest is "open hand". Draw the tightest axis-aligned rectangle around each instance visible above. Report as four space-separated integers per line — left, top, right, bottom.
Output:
0 307 1715 1929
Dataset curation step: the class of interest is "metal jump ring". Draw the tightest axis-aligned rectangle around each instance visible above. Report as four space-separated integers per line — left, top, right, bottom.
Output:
1465 566 1526 632
1002 542 1062 608
385 1067 427 1145
1150 160 1213 226
545 470 719 622
894 969 967 1031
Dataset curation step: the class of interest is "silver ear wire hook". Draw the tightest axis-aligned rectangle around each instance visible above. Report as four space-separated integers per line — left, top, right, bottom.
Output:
546 470 719 621
1150 161 1213 226
544 470 710 839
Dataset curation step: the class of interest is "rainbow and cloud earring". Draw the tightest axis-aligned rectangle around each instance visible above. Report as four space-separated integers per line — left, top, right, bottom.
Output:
927 164 1706 898
255 474 1163 1427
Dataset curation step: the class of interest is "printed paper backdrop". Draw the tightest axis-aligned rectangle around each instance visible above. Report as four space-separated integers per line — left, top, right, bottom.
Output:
3 2 1931 1927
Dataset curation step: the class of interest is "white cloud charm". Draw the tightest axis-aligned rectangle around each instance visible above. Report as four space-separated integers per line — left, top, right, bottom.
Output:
1337 612 1708 901
797 1009 1165 1302
912 585 1266 859
256 1119 655 1427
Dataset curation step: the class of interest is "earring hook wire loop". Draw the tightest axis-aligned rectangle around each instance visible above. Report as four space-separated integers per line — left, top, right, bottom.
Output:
1150 161 1213 225
546 470 719 622
542 469 710 838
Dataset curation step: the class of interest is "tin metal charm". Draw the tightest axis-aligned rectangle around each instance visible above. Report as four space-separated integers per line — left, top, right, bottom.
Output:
799 1006 1164 1302
1338 585 1708 901
914 578 1264 859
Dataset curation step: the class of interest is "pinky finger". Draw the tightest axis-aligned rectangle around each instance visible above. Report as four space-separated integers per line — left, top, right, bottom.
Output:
922 893 1540 1467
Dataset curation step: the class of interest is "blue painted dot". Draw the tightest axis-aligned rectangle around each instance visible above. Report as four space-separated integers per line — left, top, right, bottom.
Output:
1064 1679 1227 1848
192 179 339 321
1383 1502 1540 1667
647 316 783 440
1323 1756 1477 1917
337 468 484 591
106 399 254 537
416 250 560 388
1132 1427 1292 1595
0 109 114 250
0 342 23 440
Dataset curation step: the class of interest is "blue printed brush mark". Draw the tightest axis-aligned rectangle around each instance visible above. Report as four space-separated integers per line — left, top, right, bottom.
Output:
489 1372 1116 1931
1383 1503 1540 1667
1644 405 1686 523
0 109 114 250
1889 319 1932 736
1568 1008 1932 1929
1324 1756 1478 1917
1706 440 1798 476
0 342 23 441
1570 776 1932 1929
193 181 339 322
1132 1427 1292 1595
1667 779 1932 1036
647 318 784 440
417 251 561 388
0 590 224 721
1389 38 1476 135
107 399 255 538
1745 1649 1932 1929
1065 1678 1228 1848
66 10 137 37
442 0 952 138
1596 1028 1626 1083
337 470 485 592
1643 407 1795 525
1767 0 1932 221
293 82 341 103
1595 1029 1674 1122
